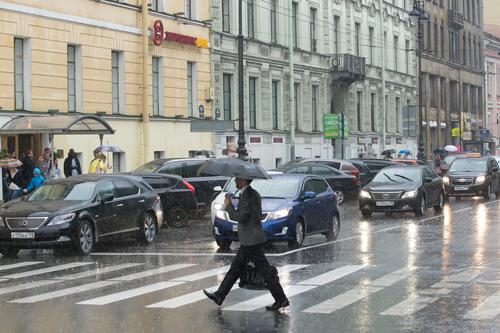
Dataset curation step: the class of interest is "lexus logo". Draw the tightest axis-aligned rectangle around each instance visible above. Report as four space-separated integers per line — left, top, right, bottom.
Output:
458 178 466 183
383 194 390 199
20 220 28 226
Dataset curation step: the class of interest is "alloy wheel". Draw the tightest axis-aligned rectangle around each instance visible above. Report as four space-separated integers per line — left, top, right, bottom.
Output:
335 191 345 205
78 222 94 254
143 213 157 243
295 221 304 245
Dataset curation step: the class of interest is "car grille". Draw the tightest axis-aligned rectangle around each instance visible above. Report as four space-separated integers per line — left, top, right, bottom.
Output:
371 192 402 200
5 217 48 230
450 178 474 186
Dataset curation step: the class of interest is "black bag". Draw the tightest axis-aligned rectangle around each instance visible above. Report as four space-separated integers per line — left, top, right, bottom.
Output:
239 261 278 290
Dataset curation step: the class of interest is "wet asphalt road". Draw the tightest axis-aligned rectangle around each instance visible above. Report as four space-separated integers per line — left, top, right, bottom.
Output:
0 198 498 333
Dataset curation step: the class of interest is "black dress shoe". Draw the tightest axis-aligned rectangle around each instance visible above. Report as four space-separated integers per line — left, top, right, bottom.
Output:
265 298 290 311
203 289 223 306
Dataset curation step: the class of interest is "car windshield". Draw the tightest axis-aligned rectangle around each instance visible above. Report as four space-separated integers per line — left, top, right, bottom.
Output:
28 182 97 202
224 178 301 199
372 168 421 183
443 156 461 165
449 159 487 172
133 160 165 173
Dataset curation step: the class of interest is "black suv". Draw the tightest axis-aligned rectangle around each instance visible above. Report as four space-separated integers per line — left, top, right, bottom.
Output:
443 157 500 200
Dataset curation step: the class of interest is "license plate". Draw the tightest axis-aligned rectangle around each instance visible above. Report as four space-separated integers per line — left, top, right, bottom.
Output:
376 201 395 207
454 186 468 191
232 225 238 232
11 232 35 239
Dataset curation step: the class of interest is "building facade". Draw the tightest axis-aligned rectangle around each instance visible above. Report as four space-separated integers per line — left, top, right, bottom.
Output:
0 0 214 171
420 0 485 155
485 31 500 152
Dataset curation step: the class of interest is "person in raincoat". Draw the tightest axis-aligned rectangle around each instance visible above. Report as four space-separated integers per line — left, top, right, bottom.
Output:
89 151 107 174
23 168 45 194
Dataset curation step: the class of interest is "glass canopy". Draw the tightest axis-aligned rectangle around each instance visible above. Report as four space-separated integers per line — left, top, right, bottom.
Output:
0 115 115 135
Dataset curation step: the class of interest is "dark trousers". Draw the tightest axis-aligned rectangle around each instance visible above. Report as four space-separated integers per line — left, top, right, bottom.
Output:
217 244 287 302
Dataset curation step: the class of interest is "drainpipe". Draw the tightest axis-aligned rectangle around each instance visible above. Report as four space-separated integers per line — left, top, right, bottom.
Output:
288 0 295 161
379 0 386 155
141 0 150 164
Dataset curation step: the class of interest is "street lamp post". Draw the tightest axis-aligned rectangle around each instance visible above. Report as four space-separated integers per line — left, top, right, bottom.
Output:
236 0 248 160
410 0 429 163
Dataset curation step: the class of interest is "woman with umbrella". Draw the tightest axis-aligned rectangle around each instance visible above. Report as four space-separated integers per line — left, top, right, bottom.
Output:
89 151 108 174
0 159 23 201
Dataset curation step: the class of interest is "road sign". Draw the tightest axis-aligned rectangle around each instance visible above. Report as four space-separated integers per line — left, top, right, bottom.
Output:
452 128 461 137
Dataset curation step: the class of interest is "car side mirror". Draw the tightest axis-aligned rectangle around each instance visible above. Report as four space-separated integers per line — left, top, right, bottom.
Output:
101 193 114 203
424 177 433 183
302 191 316 200
213 186 222 192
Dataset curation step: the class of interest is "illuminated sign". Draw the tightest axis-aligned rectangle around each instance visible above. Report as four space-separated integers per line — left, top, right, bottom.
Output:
152 20 208 48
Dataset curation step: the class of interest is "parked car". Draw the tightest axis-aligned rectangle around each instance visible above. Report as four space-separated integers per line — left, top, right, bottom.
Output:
276 158 361 181
0 175 163 257
391 159 425 166
443 157 500 200
211 174 340 250
279 162 359 204
359 165 444 217
133 158 228 215
352 158 402 178
134 173 197 228
346 159 373 187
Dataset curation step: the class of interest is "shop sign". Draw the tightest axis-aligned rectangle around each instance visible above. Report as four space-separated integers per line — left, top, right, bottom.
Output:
250 137 261 143
462 131 472 141
323 114 348 139
480 129 491 141
452 127 461 137
273 137 283 143
152 20 209 48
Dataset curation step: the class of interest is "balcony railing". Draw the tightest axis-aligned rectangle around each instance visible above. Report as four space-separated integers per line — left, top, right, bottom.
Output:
448 9 464 30
331 54 366 83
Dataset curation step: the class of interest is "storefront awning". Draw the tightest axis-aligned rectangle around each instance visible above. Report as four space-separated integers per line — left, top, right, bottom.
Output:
0 114 115 135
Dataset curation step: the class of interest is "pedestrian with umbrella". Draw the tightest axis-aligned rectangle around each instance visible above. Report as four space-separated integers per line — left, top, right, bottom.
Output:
0 159 23 201
89 150 107 174
201 158 289 311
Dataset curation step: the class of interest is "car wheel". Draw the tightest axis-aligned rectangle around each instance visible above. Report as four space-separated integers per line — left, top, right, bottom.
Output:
167 206 189 228
288 220 305 249
324 215 340 241
361 210 372 218
216 239 232 250
74 220 94 255
139 212 157 245
483 184 492 200
434 192 444 212
335 191 345 205
0 246 20 257
415 196 426 217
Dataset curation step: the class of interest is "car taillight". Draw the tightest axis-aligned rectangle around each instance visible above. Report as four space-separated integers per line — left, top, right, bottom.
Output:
183 180 196 196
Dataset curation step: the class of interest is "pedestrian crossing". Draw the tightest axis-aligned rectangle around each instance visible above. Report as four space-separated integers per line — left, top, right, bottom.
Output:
0 260 498 320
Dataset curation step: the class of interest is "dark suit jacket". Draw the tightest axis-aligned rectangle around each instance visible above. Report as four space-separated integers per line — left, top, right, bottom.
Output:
63 157 82 177
226 186 267 246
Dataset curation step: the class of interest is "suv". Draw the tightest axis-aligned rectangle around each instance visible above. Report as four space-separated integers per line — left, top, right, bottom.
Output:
133 158 228 214
277 158 361 180
351 158 401 178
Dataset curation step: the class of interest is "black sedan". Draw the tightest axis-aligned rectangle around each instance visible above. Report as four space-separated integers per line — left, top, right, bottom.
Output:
359 165 444 217
443 157 500 200
0 175 163 257
279 163 360 204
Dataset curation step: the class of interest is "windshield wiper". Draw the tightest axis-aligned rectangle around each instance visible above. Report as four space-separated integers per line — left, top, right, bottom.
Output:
393 174 413 182
383 173 396 182
262 196 287 199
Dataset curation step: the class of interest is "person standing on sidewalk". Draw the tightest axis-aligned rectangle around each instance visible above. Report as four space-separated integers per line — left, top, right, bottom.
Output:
203 177 289 311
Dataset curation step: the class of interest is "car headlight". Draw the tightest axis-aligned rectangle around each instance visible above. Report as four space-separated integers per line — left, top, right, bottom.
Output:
47 213 75 226
267 208 292 220
213 203 225 211
401 189 418 199
475 175 486 184
359 190 371 199
443 176 450 185
215 210 230 220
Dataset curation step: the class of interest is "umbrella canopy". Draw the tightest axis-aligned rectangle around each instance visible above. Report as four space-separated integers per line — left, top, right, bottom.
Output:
399 150 411 155
381 149 396 155
198 158 271 179
444 145 458 152
0 159 23 168
94 144 124 153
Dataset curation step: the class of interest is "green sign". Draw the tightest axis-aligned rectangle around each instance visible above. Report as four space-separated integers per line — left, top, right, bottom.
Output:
323 114 348 139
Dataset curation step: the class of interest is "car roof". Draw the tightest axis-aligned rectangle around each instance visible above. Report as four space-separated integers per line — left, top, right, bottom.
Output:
382 164 425 170
132 172 183 180
45 174 144 184
150 158 208 164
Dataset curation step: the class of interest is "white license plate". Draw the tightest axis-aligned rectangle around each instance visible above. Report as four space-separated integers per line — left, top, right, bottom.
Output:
376 201 395 207
11 232 35 239
454 186 469 191
232 225 238 232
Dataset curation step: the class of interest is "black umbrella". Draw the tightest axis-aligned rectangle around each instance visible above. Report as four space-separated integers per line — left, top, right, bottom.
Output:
381 149 396 156
198 158 271 179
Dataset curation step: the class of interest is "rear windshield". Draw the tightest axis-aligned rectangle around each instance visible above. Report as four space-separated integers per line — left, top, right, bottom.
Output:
133 160 165 173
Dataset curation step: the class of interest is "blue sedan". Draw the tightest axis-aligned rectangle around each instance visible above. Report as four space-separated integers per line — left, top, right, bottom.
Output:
211 174 340 250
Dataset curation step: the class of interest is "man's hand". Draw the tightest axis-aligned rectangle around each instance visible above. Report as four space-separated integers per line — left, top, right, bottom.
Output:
224 194 232 206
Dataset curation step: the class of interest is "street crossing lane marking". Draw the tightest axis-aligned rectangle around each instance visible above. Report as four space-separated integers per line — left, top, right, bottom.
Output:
53 263 144 281
169 265 231 282
0 262 95 279
146 264 309 309
463 290 500 320
10 281 118 303
77 282 185 306
109 263 197 281
0 280 61 296
0 261 44 272
297 265 366 286
379 268 483 316
303 267 415 314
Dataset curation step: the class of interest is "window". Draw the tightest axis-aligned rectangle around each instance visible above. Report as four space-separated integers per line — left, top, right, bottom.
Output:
111 51 124 114
463 34 467 66
222 0 230 33
394 36 399 72
14 38 25 110
223 74 232 120
159 162 184 176
434 23 438 55
152 57 162 116
311 85 318 131
185 0 196 19
153 151 165 159
270 0 277 43
310 8 317 52
355 23 361 57
371 93 376 132
247 0 254 38
294 83 300 131
114 180 139 198
112 152 125 172
356 91 362 131
385 95 389 131
98 181 115 202
334 16 340 54
396 97 401 133
405 40 410 73
150 0 159 11
67 45 76 113
440 78 446 109
427 20 432 51
440 26 445 58
184 160 204 177
369 27 374 65
292 2 298 48
249 78 257 129
272 80 279 130
187 62 197 117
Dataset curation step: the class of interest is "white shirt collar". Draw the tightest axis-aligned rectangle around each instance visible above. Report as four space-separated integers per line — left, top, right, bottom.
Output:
240 185 250 195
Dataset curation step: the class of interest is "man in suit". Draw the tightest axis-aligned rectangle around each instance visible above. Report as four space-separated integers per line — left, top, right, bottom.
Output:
203 177 289 310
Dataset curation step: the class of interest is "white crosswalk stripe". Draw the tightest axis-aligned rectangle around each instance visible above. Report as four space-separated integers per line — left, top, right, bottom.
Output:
0 261 43 272
53 263 143 281
108 263 197 281
1 262 95 279
0 280 61 296
463 290 500 320
146 264 308 309
297 265 366 286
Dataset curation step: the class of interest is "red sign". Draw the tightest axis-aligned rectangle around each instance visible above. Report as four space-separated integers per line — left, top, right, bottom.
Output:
152 20 208 48
273 137 283 143
165 32 197 46
152 20 164 46
250 137 261 143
